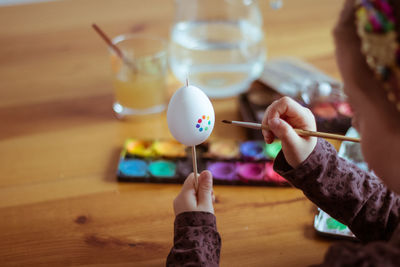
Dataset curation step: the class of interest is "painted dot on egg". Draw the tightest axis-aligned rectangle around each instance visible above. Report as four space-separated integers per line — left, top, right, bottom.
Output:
195 115 213 133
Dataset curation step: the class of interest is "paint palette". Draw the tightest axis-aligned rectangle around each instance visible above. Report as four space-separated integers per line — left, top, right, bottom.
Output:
314 208 357 240
239 58 353 139
117 139 289 186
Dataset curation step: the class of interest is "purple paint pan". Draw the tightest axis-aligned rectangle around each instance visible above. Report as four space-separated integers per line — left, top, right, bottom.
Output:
207 162 237 181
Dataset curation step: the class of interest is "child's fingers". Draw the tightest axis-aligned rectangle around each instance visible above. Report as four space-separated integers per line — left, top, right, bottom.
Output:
181 173 196 192
268 117 302 150
262 129 275 144
262 102 279 143
173 173 197 216
262 96 314 143
261 97 318 169
262 102 274 129
266 97 316 131
175 171 215 215
197 170 214 213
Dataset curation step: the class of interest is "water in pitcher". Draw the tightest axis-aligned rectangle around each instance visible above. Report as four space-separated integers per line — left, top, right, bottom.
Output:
169 20 266 98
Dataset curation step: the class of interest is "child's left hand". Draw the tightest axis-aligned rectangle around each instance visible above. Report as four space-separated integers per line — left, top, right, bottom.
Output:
173 171 215 216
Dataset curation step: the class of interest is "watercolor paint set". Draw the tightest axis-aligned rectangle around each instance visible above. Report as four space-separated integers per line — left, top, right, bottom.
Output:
314 208 357 240
239 58 353 139
117 139 289 186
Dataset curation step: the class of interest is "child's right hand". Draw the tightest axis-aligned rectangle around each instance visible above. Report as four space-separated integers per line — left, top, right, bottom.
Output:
262 96 318 168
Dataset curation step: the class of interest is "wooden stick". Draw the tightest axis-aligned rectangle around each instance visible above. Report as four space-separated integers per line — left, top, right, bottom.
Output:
91 23 136 71
186 76 198 191
191 146 198 191
222 120 360 143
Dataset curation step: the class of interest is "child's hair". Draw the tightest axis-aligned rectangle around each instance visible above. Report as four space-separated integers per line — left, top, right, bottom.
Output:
339 0 400 126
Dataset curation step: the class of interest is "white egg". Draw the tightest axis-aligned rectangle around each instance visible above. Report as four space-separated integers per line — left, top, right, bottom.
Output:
167 85 215 146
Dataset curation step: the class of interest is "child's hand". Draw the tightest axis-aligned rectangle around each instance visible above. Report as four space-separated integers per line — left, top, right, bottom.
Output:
173 171 214 216
262 96 317 168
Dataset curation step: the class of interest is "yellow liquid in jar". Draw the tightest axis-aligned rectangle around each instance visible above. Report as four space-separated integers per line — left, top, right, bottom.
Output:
111 54 166 110
114 74 165 109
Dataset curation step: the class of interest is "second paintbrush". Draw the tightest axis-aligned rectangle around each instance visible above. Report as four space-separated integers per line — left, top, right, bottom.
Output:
222 120 360 143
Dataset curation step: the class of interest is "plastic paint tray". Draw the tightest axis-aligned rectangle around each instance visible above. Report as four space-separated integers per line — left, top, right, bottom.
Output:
117 138 289 186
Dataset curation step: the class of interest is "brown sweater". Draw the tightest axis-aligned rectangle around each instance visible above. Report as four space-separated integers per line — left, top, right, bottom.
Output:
167 138 400 266
166 211 221 266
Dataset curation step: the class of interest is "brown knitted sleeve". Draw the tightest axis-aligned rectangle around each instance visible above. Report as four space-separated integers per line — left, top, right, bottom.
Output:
166 211 221 266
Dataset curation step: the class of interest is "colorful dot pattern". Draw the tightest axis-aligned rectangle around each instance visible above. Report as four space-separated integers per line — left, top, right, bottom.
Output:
195 115 212 132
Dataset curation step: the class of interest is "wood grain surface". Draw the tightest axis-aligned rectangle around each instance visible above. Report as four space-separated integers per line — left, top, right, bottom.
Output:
0 0 344 266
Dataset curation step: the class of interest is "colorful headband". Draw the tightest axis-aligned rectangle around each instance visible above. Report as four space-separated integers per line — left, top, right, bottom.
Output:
355 0 400 111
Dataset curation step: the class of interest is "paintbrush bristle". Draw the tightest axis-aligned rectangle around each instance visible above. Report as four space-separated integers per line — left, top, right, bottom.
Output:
222 120 232 124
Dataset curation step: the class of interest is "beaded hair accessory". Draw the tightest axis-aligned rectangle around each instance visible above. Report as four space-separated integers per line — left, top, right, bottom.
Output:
355 0 400 111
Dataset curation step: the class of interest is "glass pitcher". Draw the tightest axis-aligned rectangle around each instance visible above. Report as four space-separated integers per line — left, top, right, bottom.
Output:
169 0 266 98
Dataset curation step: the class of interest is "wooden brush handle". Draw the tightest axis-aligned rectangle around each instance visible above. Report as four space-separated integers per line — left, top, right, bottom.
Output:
261 124 360 142
294 129 360 142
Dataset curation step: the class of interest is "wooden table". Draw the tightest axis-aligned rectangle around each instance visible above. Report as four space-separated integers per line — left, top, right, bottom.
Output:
0 0 344 266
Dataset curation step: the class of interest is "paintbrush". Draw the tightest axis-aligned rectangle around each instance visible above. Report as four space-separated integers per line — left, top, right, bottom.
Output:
92 23 137 72
222 120 360 143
